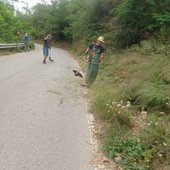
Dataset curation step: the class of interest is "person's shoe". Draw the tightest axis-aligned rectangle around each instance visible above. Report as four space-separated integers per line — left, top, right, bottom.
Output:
43 60 46 64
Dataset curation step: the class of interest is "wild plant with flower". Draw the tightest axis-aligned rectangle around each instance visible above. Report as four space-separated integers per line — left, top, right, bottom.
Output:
106 100 133 128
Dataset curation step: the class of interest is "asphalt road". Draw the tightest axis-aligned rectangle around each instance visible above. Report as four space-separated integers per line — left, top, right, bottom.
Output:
0 44 94 170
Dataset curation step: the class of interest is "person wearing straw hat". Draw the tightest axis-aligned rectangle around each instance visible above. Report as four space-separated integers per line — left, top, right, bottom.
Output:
83 36 105 86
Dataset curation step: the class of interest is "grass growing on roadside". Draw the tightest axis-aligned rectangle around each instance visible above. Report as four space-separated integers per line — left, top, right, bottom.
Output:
136 82 170 111
90 84 114 120
87 41 170 169
68 39 170 169
139 113 170 169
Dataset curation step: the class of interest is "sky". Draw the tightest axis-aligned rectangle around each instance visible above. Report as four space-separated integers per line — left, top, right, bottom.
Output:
13 0 51 12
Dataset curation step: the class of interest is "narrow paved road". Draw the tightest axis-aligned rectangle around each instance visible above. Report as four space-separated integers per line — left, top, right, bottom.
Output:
0 44 94 170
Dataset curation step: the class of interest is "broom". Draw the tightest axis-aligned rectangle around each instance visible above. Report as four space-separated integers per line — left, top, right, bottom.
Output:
49 47 54 62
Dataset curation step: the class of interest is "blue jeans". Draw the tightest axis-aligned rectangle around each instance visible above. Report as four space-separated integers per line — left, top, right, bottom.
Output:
43 47 49 56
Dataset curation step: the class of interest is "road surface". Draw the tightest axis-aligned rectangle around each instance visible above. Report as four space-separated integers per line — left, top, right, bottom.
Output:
0 44 94 170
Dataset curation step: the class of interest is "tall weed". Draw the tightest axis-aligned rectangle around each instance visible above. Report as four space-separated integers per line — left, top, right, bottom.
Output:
137 82 169 111
90 84 114 119
139 113 170 167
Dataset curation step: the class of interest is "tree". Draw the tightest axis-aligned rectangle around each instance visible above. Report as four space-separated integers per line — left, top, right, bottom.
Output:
113 0 170 48
0 1 35 43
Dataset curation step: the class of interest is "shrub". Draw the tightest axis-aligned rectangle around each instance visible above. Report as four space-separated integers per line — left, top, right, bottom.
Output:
103 137 150 170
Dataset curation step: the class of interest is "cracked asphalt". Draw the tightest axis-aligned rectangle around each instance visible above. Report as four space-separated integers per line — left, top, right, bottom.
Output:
0 44 94 170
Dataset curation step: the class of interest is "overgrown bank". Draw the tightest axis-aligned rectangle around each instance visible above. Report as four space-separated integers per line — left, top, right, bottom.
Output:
1 0 170 168
69 39 170 170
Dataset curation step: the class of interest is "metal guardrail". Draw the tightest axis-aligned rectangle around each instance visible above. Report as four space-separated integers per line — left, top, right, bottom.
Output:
0 43 25 49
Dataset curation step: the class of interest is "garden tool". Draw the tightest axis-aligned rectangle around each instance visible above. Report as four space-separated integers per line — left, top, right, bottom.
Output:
49 47 54 62
72 60 89 78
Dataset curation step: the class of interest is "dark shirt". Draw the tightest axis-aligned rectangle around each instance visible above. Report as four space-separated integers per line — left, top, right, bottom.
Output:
89 43 104 54
43 39 50 48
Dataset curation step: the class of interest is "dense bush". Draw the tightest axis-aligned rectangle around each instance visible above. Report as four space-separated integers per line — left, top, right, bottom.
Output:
0 2 34 43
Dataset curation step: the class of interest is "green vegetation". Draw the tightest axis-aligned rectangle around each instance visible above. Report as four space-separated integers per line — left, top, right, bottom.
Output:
103 137 150 169
89 44 170 169
0 1 34 43
0 0 35 53
1 0 170 169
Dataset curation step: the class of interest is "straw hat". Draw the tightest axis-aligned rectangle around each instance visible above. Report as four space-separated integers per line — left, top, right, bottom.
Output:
97 36 104 43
